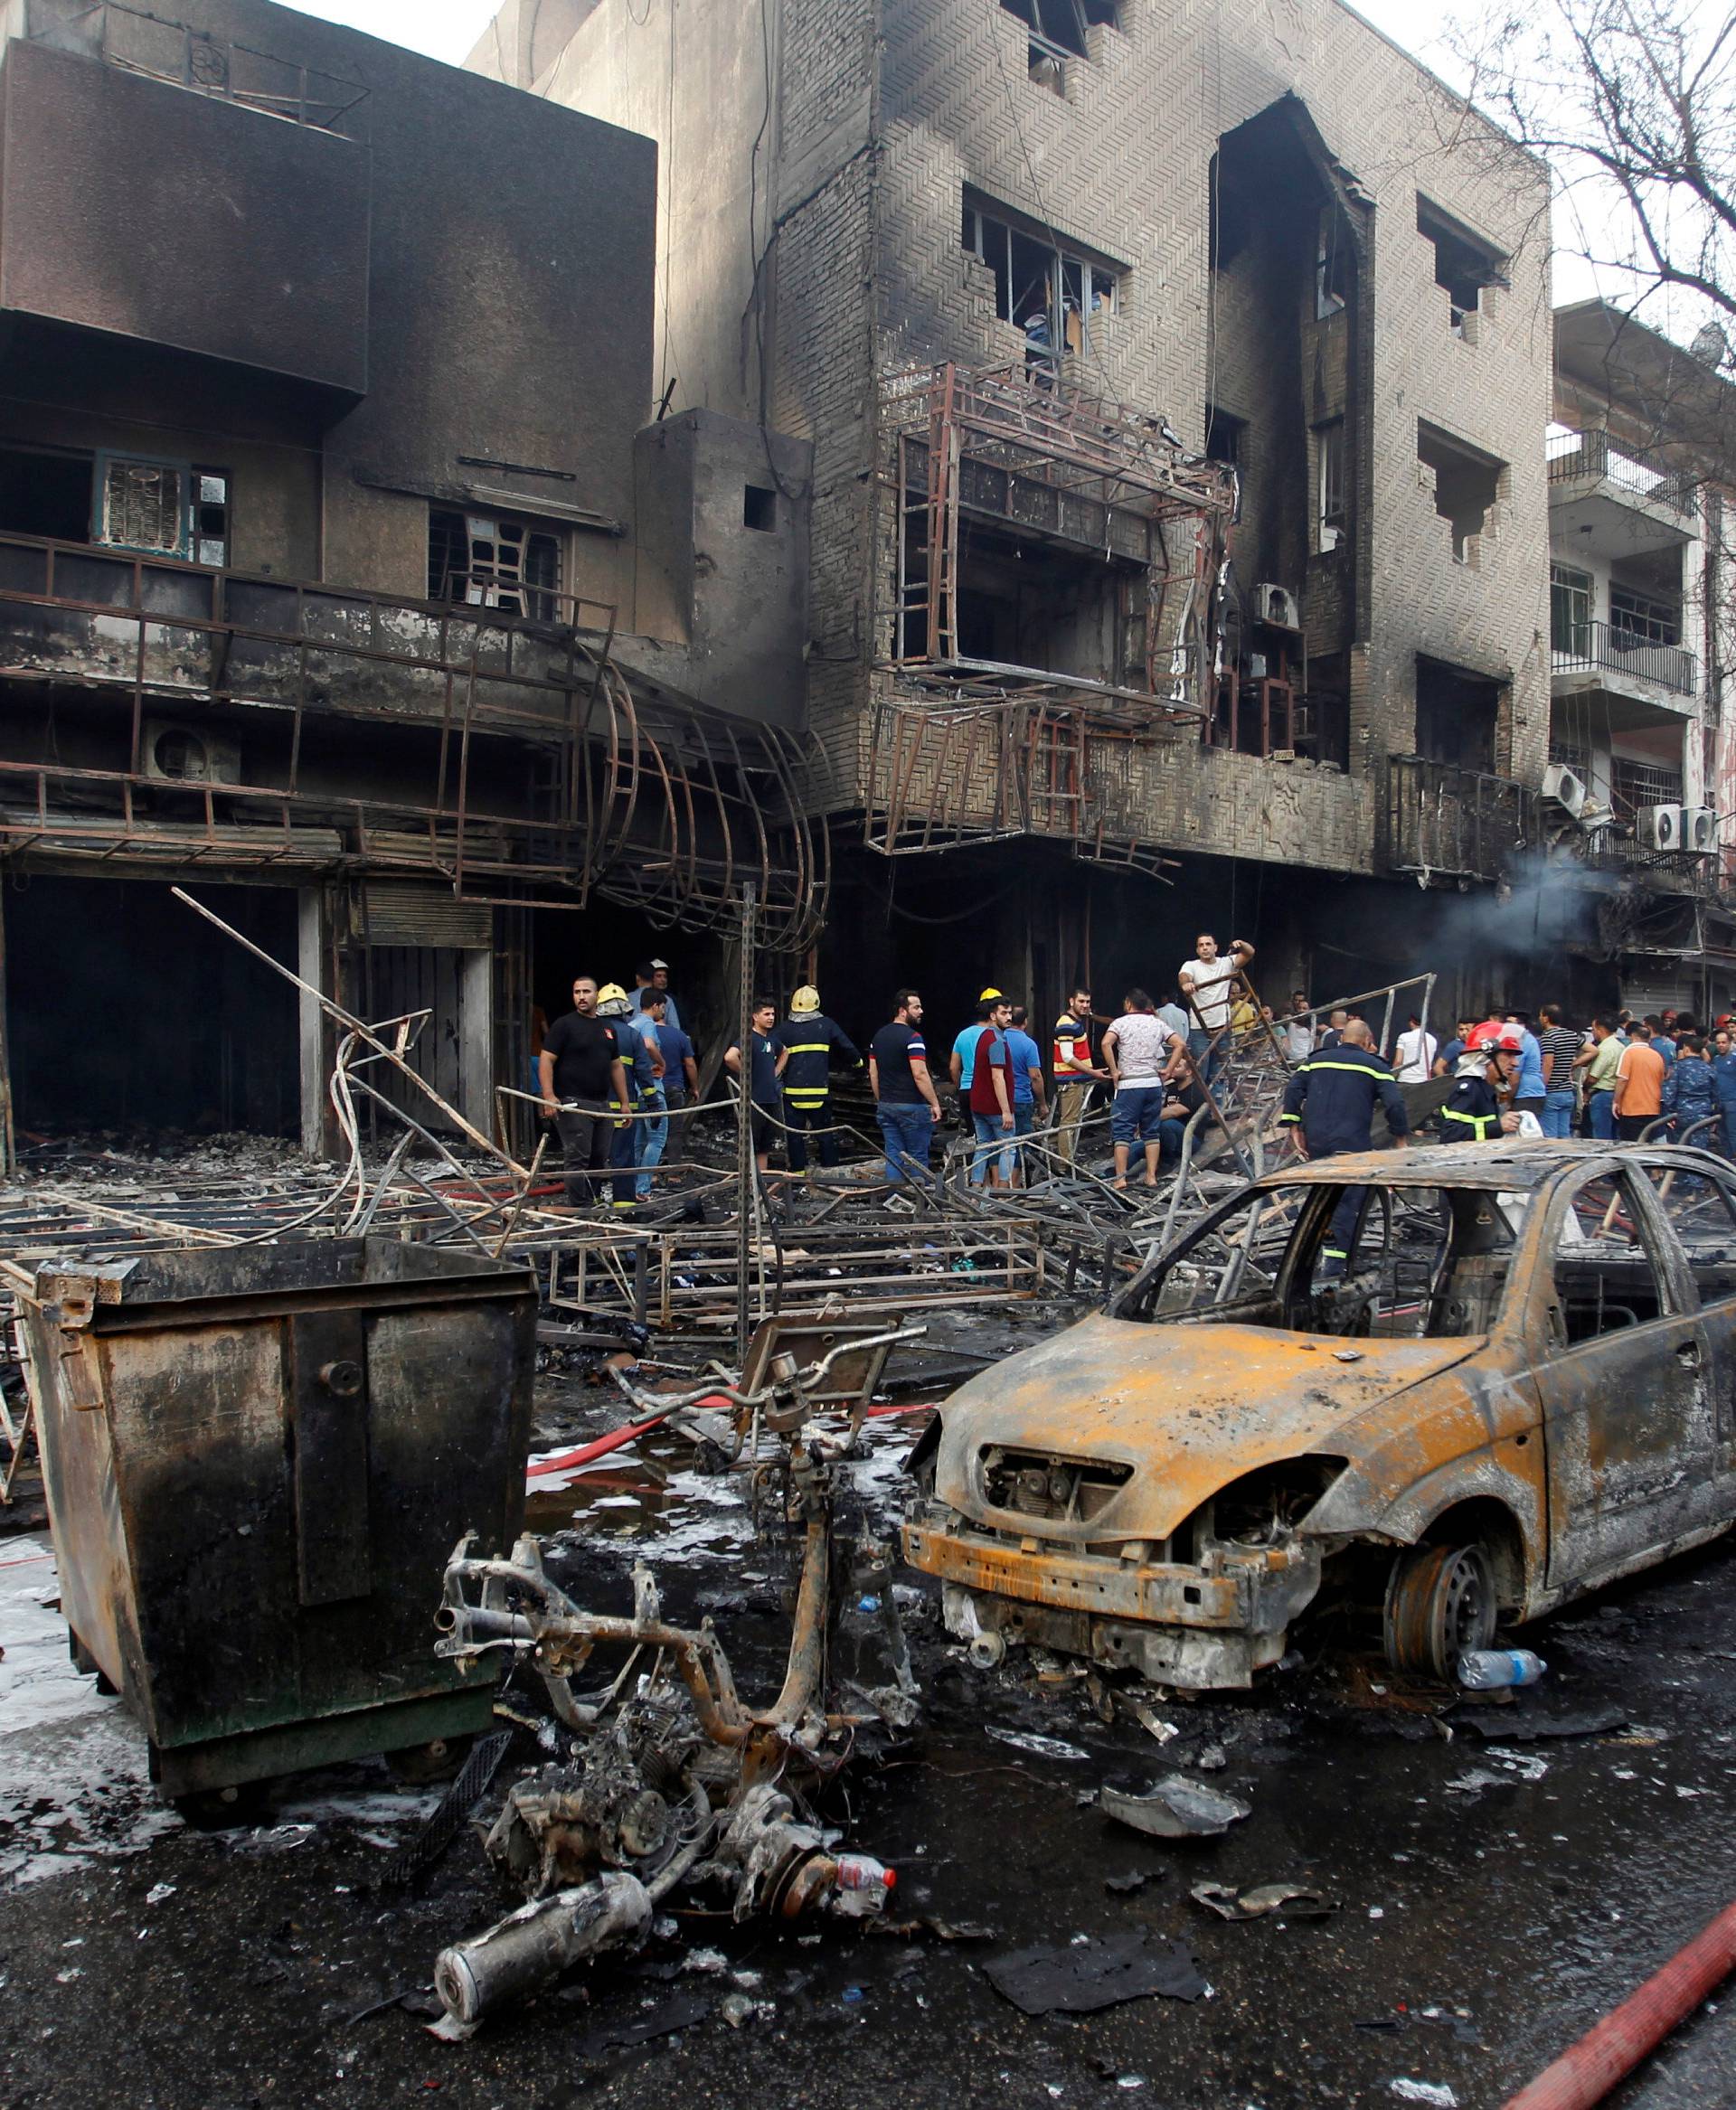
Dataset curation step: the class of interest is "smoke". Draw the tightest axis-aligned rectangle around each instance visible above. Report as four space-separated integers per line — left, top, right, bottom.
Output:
1424 851 1600 975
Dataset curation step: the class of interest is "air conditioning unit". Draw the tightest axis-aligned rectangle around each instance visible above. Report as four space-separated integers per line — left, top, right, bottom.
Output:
142 721 241 787
1541 762 1587 819
1252 582 1301 630
1684 805 1719 854
1637 803 1686 852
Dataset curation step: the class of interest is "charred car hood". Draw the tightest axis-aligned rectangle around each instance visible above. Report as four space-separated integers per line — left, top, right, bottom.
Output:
930 1314 1480 1544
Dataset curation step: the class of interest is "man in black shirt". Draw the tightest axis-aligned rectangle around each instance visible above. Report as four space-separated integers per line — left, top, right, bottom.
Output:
538 975 630 1205
868 988 943 1186
726 998 784 1173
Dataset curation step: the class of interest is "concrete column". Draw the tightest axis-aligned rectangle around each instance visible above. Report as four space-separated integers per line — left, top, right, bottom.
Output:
297 886 339 1159
459 947 494 1138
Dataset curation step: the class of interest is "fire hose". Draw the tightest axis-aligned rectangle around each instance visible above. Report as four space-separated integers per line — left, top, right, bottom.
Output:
1501 1898 1736 2109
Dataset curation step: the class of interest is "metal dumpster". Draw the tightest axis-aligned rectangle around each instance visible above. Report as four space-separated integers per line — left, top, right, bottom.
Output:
18 1236 536 1801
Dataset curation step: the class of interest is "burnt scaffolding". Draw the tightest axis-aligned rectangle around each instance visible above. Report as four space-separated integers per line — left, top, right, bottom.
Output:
0 532 827 950
865 361 1238 873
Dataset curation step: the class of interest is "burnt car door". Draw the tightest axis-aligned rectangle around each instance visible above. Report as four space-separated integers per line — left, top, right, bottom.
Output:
1537 1164 1714 1590
1630 1156 1736 1517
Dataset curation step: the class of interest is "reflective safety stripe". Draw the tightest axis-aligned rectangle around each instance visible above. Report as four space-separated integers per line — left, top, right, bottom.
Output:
1441 1107 1496 1138
1278 1113 1301 1125
1297 1060 1388 1077
785 1091 828 1105
779 1042 831 1056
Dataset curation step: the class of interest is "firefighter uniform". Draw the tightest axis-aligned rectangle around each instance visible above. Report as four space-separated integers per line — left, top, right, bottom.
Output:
1279 1041 1410 1265
1437 1073 1503 1144
772 988 861 1173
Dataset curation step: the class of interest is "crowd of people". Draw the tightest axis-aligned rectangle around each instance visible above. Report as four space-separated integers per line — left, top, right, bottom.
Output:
532 933 1736 1211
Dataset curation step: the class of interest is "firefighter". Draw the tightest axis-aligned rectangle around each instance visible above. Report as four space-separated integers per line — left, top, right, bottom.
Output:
771 985 862 1174
1436 1022 1521 1144
597 981 662 1208
1279 1017 1410 1272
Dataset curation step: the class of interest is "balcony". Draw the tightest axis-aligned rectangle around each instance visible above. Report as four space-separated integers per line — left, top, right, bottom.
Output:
1383 755 1539 884
1547 428 1699 555
1552 617 1697 728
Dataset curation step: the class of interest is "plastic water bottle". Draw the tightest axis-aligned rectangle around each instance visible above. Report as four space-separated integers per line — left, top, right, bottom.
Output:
1457 1648 1546 1690
833 1853 896 1893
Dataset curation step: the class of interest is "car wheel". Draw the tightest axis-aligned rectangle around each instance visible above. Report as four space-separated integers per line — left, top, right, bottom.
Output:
1382 1542 1497 1680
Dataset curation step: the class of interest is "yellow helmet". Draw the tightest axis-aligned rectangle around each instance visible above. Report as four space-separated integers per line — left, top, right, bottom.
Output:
978 986 1004 1003
595 982 631 1016
790 985 822 1014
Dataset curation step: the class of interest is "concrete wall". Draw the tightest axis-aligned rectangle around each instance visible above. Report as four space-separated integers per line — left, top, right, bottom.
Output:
621 408 811 728
0 0 657 616
488 0 1553 867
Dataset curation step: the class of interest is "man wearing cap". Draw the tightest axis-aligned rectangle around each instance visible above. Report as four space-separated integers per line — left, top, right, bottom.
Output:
597 982 664 1206
629 959 682 1035
965 991 1017 1189
771 986 862 1174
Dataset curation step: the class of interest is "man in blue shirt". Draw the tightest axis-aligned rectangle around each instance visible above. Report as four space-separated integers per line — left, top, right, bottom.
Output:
1504 1012 1546 1122
1005 1005 1048 1188
629 958 682 1035
597 983 664 1208
637 992 697 1198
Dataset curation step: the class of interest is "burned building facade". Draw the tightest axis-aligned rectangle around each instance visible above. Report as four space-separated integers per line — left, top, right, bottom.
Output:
0 0 822 1163
473 0 1558 1027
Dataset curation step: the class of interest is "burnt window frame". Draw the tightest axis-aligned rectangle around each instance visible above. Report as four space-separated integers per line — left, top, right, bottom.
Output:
92 452 193 560
962 195 1121 356
427 505 564 623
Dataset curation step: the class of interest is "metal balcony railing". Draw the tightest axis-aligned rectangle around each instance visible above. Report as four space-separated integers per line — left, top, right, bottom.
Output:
1552 617 1697 696
1545 428 1697 519
21 0 370 135
1384 756 1540 883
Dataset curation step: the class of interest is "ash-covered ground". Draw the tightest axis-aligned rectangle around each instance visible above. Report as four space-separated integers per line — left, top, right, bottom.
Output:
4 1330 1736 2110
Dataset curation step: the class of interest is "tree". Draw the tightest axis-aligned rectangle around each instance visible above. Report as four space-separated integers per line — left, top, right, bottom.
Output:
1455 1 1736 338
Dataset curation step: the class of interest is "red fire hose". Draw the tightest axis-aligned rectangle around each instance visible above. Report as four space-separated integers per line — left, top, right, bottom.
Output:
1502 1898 1736 2109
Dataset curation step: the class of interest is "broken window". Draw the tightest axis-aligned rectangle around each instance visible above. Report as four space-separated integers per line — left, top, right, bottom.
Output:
1203 405 1245 468
428 508 562 620
1552 1172 1675 1339
743 485 777 532
1417 197 1506 334
1415 656 1500 772
999 0 1116 71
962 197 1118 358
1609 582 1682 649
1316 420 1345 552
1115 1178 1519 1342
1315 206 1349 319
0 443 99 543
1416 421 1502 563
95 455 189 558
192 472 231 568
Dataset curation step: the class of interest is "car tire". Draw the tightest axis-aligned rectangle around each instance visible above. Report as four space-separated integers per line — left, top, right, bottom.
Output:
1382 1541 1497 1681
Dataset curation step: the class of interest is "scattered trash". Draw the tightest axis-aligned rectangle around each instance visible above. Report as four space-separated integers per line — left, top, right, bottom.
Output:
681 1949 730 1975
720 1991 769 2028
144 1883 175 1906
842 1984 864 2005
378 1729 514 1893
985 1726 1092 1762
1100 1774 1251 1840
570 1992 712 2059
1190 1881 1335 1922
984 1932 1207 2016
1113 1691 1178 1745
1388 2083 1458 2106
1457 1649 1546 1690
1105 1871 1154 1896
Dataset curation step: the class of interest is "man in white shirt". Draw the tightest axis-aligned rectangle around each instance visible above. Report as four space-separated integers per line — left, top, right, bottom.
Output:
1178 932 1254 1085
1392 1013 1439 1083
1102 988 1184 1189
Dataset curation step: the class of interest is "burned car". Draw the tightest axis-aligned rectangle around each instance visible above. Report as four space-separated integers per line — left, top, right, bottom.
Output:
902 1143 1736 1686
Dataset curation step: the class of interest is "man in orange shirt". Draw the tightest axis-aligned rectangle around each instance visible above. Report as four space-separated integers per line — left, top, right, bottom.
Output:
1613 1017 1666 1142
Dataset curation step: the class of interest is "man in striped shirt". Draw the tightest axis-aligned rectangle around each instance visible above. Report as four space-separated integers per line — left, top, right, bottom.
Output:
1537 1003 1582 1139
